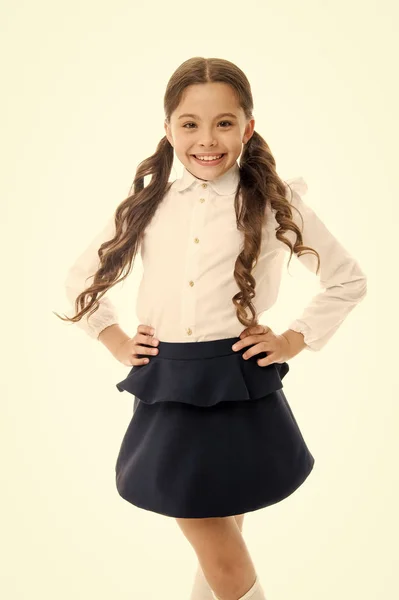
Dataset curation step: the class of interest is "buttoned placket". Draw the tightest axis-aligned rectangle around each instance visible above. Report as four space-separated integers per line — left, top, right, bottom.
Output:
183 181 209 337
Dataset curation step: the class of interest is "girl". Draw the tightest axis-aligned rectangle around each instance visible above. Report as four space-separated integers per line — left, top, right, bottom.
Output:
54 57 367 600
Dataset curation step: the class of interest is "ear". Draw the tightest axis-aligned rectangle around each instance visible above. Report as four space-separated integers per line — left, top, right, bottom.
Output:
164 120 173 147
243 118 255 144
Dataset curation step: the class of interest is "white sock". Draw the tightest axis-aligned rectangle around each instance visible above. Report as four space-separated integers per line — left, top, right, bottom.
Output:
211 575 266 600
189 562 214 600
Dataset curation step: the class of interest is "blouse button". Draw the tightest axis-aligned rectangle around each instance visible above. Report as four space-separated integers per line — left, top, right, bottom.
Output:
187 328 192 335
199 198 205 203
201 183 208 188
194 237 199 243
189 281 194 287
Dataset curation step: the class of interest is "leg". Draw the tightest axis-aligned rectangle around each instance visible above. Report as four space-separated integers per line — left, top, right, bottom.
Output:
190 515 246 600
233 513 245 533
177 514 260 600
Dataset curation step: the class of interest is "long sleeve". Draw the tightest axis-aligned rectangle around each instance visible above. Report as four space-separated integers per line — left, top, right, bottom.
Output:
284 177 367 351
64 214 120 340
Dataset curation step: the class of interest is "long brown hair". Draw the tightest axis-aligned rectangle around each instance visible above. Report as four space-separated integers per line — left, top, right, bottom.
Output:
54 56 320 331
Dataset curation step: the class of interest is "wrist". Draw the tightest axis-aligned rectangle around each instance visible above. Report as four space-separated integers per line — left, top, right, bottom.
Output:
98 324 131 358
280 329 307 359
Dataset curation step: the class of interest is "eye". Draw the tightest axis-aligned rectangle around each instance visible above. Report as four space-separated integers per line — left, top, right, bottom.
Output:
183 121 233 129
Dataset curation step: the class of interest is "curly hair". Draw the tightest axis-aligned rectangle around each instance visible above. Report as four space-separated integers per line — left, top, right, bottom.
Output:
54 56 320 331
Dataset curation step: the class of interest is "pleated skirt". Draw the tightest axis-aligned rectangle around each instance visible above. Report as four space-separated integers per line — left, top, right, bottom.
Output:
114 336 315 518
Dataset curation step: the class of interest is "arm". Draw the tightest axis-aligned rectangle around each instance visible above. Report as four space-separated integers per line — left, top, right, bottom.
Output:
64 214 120 340
98 323 131 358
282 177 368 352
280 329 307 358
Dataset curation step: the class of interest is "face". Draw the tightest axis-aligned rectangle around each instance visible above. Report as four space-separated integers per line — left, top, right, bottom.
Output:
164 82 255 181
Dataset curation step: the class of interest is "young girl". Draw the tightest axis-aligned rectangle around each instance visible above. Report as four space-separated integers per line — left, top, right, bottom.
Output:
55 57 367 600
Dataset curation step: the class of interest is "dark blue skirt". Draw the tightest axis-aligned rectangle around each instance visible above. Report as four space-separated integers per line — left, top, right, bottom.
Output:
114 336 315 518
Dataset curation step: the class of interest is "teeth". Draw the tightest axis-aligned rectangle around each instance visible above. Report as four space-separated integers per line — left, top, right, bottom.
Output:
195 154 223 161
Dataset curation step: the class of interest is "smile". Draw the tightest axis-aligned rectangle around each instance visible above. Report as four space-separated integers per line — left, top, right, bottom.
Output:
191 154 226 166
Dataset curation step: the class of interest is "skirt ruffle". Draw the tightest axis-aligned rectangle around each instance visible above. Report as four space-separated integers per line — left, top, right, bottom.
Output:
115 336 289 407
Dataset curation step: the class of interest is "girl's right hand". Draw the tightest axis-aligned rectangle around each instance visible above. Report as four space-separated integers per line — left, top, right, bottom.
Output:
115 324 159 366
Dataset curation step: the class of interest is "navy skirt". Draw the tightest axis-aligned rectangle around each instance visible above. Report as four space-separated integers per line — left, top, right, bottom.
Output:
114 336 315 518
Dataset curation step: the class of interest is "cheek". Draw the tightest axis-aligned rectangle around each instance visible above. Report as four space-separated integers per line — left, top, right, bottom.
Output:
173 142 189 155
177 142 195 158
171 134 187 149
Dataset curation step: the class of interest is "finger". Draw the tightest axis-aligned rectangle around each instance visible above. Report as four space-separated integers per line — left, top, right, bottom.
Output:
258 324 270 335
138 324 155 337
240 327 256 338
131 356 150 366
257 351 278 367
138 333 159 346
238 333 266 349
241 324 266 339
136 341 159 355
242 341 267 359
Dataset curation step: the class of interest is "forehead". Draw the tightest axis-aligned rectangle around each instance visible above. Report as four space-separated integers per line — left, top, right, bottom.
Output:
173 82 243 119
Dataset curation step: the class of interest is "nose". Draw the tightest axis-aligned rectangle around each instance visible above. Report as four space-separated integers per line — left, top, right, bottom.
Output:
198 128 219 148
199 141 217 149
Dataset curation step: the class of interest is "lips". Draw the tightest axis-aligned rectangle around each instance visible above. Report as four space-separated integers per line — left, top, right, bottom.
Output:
192 153 226 161
193 154 225 158
191 153 226 166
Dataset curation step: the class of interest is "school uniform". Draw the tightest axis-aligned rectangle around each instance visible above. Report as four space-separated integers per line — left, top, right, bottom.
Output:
64 161 367 519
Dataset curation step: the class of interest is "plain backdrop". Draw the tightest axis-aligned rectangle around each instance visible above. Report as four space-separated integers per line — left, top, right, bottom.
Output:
1 1 396 599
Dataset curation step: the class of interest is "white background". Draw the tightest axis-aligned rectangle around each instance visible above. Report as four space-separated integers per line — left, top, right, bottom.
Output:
1 1 395 599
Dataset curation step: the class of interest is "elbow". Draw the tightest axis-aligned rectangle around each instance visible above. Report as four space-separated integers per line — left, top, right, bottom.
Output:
325 273 368 304
347 263 368 303
360 280 367 300
348 275 368 304
357 273 368 301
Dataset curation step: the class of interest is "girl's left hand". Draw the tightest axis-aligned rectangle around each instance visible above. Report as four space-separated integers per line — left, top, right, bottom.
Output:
232 324 291 367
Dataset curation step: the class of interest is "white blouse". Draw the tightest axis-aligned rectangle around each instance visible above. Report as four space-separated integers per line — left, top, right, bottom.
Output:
63 162 367 351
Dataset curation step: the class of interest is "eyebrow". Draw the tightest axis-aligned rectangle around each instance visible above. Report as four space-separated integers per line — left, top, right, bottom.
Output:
177 112 238 120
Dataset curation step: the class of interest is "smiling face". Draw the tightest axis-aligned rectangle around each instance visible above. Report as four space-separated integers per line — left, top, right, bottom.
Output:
164 82 255 181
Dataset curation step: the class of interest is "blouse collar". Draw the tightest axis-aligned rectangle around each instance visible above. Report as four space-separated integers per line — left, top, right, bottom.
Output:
173 161 240 196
